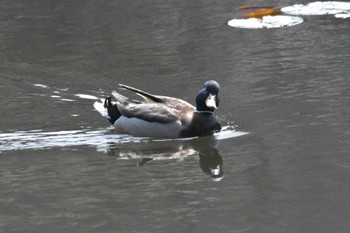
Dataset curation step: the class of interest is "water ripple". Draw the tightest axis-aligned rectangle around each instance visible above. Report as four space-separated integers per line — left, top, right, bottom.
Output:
0 127 248 153
0 129 142 153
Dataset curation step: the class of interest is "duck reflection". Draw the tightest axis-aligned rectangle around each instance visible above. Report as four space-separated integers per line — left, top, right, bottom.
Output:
198 148 223 181
191 137 224 181
101 136 224 181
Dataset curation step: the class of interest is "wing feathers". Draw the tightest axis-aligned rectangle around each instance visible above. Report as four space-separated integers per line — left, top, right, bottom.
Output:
118 102 179 123
119 84 163 103
110 84 195 124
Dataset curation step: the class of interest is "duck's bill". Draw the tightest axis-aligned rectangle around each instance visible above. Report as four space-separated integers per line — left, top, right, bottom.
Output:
205 94 217 109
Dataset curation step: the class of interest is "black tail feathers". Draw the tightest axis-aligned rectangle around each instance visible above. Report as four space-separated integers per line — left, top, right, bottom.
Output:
104 97 121 125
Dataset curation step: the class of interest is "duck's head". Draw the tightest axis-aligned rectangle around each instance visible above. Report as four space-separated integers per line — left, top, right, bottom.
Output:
196 80 220 112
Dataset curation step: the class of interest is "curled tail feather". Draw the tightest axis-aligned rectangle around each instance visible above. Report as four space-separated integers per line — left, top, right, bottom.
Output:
94 97 121 125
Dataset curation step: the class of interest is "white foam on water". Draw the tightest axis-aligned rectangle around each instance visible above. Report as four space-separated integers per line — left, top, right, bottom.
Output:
59 98 75 102
282 1 350 16
214 129 249 140
228 15 304 29
334 12 350 18
50 95 61 98
75 94 99 100
33 83 49 88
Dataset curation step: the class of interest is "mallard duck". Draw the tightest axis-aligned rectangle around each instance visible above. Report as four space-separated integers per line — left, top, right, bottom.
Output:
93 80 221 138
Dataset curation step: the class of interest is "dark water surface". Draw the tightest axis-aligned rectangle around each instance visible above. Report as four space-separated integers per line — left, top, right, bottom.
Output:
1 0 350 232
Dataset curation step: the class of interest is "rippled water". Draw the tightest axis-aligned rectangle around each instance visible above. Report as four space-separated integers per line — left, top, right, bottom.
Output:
1 0 350 232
